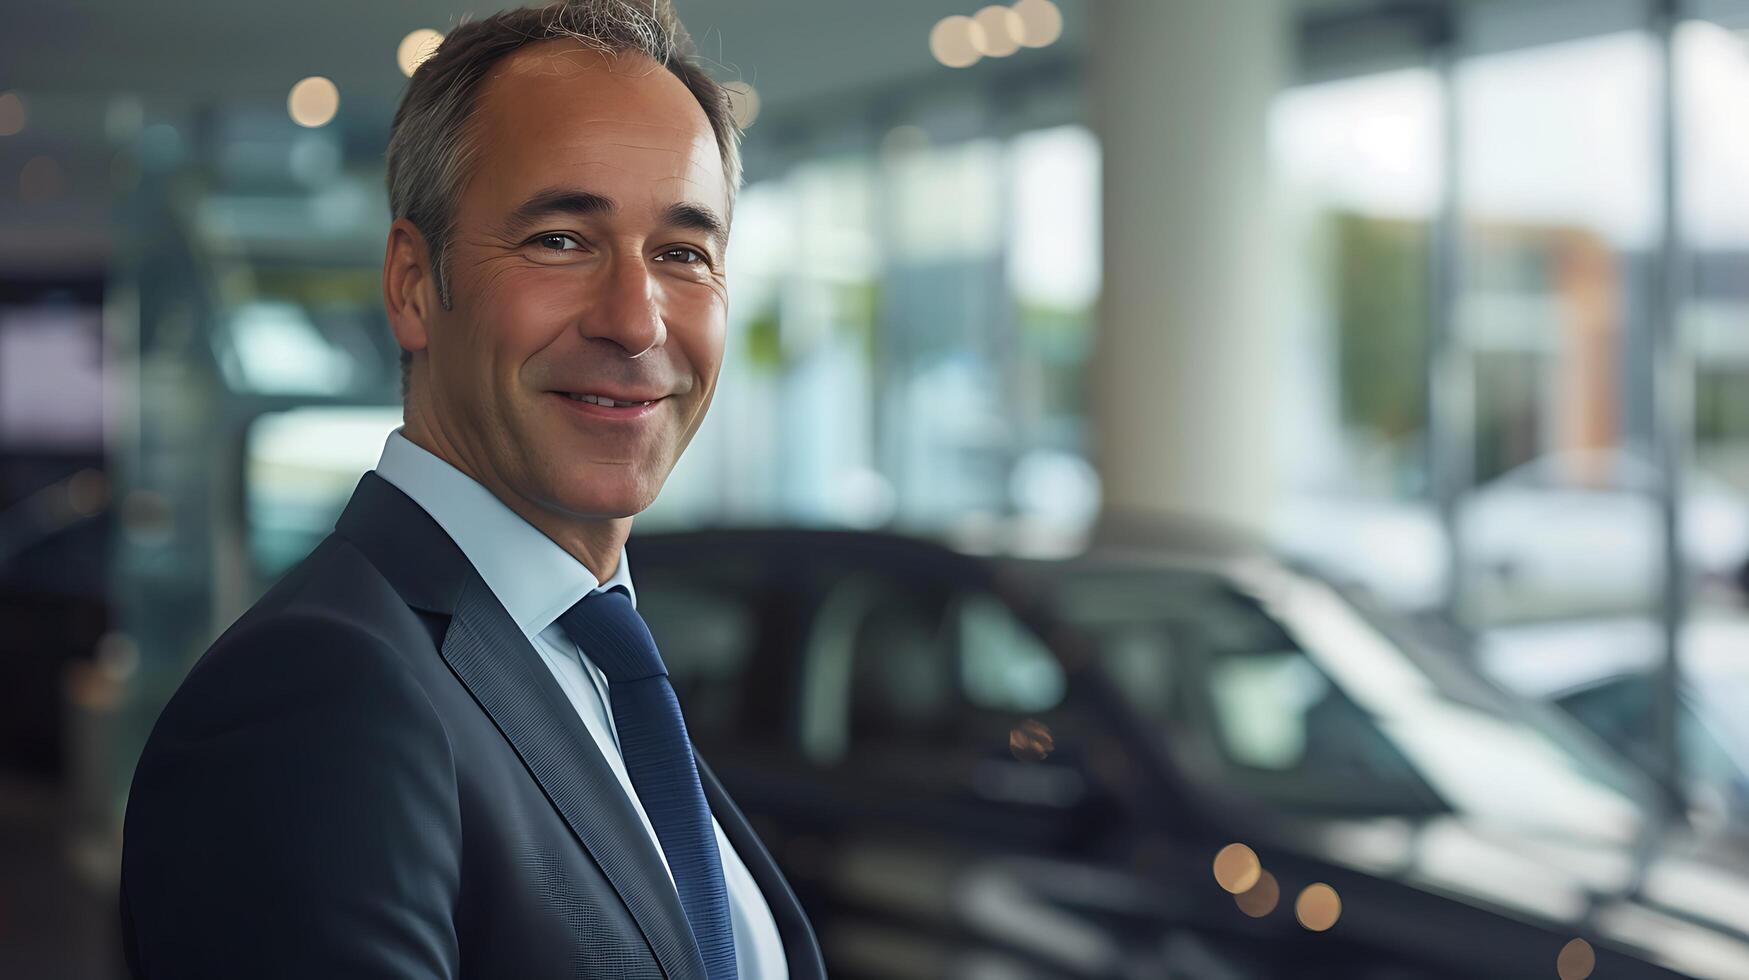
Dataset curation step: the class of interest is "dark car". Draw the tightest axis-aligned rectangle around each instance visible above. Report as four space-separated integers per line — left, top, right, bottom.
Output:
628 527 1749 980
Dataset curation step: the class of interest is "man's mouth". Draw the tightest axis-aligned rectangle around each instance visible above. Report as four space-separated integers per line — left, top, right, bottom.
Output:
559 392 657 408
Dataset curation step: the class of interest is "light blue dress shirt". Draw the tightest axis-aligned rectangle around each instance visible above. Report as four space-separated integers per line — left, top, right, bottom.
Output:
374 429 787 979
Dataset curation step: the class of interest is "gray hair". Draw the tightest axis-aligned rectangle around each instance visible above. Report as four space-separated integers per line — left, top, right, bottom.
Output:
385 0 743 389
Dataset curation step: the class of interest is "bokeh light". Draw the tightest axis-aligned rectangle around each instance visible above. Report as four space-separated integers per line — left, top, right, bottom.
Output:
1011 0 1063 48
288 76 340 128
930 15 986 69
1008 719 1054 761
397 29 445 78
1295 882 1342 931
0 91 25 136
1212 843 1262 894
1234 870 1280 918
723 81 762 129
880 124 930 159
973 5 1023 58
1557 939 1596 980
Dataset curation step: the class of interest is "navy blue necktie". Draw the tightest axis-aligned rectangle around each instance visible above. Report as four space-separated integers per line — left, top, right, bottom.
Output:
557 588 737 980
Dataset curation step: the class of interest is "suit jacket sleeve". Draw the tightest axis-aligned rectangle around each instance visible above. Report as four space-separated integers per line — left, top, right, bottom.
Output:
121 612 462 979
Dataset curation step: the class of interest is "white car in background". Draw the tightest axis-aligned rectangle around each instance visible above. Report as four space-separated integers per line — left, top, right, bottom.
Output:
1278 450 1749 623
1481 614 1749 832
1460 450 1749 622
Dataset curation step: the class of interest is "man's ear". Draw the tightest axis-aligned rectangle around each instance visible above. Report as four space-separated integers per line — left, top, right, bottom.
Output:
383 217 439 359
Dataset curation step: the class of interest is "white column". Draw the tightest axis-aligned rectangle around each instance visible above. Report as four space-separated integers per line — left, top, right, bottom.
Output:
1089 0 1290 531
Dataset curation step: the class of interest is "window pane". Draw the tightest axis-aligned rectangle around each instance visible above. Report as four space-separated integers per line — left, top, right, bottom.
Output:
1679 15 1749 615
956 592 1064 714
1455 31 1660 624
1269 68 1444 609
1058 564 1649 833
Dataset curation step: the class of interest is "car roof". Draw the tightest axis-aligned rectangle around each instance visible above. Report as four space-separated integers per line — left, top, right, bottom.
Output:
1481 614 1749 699
626 520 1287 593
633 509 1274 564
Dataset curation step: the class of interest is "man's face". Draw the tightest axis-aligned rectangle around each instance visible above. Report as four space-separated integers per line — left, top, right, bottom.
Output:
416 44 729 521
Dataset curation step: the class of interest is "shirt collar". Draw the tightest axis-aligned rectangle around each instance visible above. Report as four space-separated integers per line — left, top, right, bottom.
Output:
372 428 637 640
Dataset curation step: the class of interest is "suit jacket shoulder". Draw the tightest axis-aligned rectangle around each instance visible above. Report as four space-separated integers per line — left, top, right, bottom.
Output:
122 474 824 980
121 535 466 979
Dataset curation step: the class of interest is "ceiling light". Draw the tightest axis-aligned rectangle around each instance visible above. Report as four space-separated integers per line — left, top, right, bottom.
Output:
288 77 340 128
973 6 1023 58
397 29 445 78
1011 0 1063 48
723 81 761 129
929 15 986 69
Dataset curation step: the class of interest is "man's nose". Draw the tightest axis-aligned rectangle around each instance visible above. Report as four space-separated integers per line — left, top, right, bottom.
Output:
582 252 665 357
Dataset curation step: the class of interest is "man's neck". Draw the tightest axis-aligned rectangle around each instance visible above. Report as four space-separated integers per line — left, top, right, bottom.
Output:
400 410 629 585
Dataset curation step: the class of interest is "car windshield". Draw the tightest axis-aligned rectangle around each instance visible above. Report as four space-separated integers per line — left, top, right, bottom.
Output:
1043 556 1657 843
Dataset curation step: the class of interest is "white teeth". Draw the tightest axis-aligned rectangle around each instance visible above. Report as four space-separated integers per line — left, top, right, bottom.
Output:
565 393 651 408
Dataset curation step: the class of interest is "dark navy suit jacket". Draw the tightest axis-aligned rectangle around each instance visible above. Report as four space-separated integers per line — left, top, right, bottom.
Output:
120 472 823 979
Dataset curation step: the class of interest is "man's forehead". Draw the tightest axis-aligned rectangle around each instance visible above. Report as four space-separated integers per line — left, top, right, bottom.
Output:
468 42 727 214
495 40 654 81
483 42 699 122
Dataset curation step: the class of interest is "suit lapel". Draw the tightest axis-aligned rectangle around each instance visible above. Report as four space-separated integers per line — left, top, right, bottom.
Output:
339 472 818 978
439 571 706 980
696 754 826 979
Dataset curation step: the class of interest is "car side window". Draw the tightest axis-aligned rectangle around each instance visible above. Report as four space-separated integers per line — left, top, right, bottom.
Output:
1173 589 1438 814
1561 678 1740 798
955 591 1065 714
798 574 1067 771
1175 588 1434 812
1060 568 1437 816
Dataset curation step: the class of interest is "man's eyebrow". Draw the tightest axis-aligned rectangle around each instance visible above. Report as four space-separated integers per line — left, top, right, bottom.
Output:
494 188 617 238
660 202 728 251
492 190 727 252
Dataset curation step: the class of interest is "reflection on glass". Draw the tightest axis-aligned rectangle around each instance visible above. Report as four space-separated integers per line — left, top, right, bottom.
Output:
1054 560 1652 841
1456 32 1657 625
1556 938 1595 980
1211 842 1262 894
672 124 1099 537
1234 869 1279 918
1294 882 1341 932
1681 15 1749 619
1269 68 1443 609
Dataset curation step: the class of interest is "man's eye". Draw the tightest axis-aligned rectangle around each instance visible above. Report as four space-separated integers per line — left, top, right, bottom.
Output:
535 234 581 252
655 246 705 265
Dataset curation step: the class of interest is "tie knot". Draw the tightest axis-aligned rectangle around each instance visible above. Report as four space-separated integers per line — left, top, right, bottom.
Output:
556 588 667 683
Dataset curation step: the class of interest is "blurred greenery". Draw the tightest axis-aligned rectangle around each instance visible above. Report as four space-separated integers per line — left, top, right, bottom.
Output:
1333 212 1430 450
744 306 784 372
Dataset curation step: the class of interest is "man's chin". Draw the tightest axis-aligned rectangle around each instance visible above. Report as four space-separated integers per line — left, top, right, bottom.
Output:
549 496 648 521
548 476 660 521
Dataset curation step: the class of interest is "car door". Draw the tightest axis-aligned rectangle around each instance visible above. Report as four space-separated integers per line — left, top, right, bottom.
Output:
636 533 1176 978
636 535 1526 979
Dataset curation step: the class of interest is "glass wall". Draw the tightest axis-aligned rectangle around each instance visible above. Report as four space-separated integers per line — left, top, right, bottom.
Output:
1277 0 1749 818
1271 66 1445 609
1454 29 1660 625
1678 7 1749 609
648 117 1100 540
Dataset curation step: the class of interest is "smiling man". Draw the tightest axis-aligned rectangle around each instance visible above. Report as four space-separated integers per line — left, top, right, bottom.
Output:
118 3 822 978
